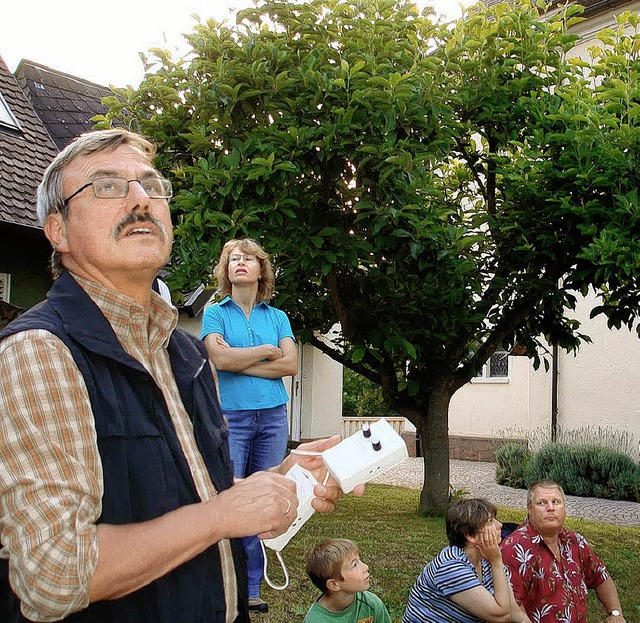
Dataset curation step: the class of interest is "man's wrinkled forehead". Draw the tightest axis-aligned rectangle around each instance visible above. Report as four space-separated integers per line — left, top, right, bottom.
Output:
531 486 563 502
80 165 160 182
61 144 156 179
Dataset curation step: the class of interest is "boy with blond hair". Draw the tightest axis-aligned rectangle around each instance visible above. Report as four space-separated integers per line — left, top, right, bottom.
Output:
304 538 391 623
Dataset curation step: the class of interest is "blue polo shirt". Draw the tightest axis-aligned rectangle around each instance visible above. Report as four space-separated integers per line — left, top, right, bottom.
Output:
201 297 295 410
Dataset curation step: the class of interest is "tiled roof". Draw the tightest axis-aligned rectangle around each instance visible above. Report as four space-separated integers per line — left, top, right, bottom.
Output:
15 59 112 150
0 55 57 229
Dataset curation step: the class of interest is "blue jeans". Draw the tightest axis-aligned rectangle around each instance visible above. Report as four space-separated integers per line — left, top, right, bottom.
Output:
225 405 289 599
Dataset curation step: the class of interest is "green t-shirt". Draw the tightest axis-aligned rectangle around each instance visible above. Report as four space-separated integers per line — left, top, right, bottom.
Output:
303 591 392 623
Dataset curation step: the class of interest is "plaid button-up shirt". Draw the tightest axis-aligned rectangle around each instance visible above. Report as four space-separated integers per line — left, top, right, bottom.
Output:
0 275 237 622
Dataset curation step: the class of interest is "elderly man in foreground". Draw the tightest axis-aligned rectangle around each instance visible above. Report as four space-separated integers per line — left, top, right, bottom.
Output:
0 129 357 622
501 479 626 623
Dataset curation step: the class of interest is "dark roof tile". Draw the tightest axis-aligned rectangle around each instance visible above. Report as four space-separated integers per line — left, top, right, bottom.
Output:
0 57 121 230
15 60 113 150
0 55 58 229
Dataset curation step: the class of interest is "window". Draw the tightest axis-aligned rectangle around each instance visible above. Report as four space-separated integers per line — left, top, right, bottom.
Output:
0 92 21 131
0 273 11 302
473 350 510 383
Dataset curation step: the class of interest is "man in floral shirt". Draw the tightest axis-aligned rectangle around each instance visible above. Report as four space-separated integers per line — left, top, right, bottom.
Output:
501 479 626 623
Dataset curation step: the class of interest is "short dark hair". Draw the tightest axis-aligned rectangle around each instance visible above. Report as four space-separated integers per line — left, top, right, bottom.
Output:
305 538 358 594
445 498 497 548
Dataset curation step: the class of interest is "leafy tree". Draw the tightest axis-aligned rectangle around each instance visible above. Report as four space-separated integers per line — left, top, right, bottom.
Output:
99 0 640 514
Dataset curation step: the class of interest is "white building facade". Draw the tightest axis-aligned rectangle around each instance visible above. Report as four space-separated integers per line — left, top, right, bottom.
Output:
449 291 640 459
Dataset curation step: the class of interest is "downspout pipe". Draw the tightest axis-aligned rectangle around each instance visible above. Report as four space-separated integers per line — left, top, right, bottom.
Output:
551 344 559 442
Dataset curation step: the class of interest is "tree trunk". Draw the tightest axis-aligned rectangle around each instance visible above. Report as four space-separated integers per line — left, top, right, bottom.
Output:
417 388 452 516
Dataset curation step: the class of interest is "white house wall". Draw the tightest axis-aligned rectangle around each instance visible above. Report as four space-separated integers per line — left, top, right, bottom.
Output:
568 2 640 62
449 357 534 437
448 291 640 445
448 2 640 451
299 343 343 439
528 356 553 433
554 293 640 435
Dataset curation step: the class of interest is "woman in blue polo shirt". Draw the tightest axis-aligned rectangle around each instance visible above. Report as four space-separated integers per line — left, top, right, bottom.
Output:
201 238 297 613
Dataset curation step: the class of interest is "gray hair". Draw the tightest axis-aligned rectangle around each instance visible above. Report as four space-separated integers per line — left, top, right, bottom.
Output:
527 479 566 506
37 129 157 277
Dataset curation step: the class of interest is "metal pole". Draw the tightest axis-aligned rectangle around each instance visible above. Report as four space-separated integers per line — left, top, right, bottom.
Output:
551 343 558 442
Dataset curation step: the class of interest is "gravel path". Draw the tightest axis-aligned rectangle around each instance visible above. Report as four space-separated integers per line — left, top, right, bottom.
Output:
372 458 640 528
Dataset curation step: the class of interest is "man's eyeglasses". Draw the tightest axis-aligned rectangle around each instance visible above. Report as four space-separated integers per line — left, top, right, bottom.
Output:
229 254 257 264
63 176 173 205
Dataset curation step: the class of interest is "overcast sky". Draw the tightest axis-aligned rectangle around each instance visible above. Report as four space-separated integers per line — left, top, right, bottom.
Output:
1 1 470 87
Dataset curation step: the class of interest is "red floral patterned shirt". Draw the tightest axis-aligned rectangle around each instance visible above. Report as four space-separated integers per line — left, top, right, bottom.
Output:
500 519 608 623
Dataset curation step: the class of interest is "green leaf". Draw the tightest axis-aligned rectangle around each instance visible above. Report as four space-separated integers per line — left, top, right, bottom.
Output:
351 347 366 363
105 0 640 514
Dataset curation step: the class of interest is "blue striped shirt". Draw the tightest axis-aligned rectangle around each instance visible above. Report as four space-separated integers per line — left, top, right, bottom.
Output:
403 546 496 623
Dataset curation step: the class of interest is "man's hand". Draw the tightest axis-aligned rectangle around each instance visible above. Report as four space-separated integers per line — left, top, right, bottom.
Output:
276 436 366 513
604 614 626 623
216 471 298 539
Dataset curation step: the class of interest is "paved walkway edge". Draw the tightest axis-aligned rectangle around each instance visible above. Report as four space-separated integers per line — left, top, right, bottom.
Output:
372 458 640 527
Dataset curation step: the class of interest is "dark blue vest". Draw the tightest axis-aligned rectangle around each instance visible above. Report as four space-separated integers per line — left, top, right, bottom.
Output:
0 272 249 622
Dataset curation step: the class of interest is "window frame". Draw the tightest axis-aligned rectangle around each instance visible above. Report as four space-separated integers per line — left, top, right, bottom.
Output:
471 350 511 384
0 272 11 302
0 92 21 132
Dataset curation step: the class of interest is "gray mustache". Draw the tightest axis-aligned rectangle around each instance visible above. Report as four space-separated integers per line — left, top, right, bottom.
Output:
113 212 168 242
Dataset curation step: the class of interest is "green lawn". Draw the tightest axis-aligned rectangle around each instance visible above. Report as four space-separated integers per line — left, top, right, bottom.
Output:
256 484 640 622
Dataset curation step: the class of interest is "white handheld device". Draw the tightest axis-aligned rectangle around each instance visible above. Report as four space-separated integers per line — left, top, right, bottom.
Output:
262 463 318 552
322 417 408 492
261 419 408 590
261 464 318 590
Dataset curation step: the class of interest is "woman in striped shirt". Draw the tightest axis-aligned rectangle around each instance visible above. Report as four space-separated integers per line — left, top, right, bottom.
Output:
403 498 530 623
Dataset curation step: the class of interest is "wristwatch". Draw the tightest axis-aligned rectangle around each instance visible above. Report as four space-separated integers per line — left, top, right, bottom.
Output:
610 610 621 617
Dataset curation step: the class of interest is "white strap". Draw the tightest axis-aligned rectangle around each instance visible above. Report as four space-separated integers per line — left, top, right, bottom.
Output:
261 541 290 590
260 467 330 591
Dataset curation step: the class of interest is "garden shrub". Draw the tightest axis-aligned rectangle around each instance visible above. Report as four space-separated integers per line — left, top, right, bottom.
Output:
524 443 640 502
495 442 531 489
